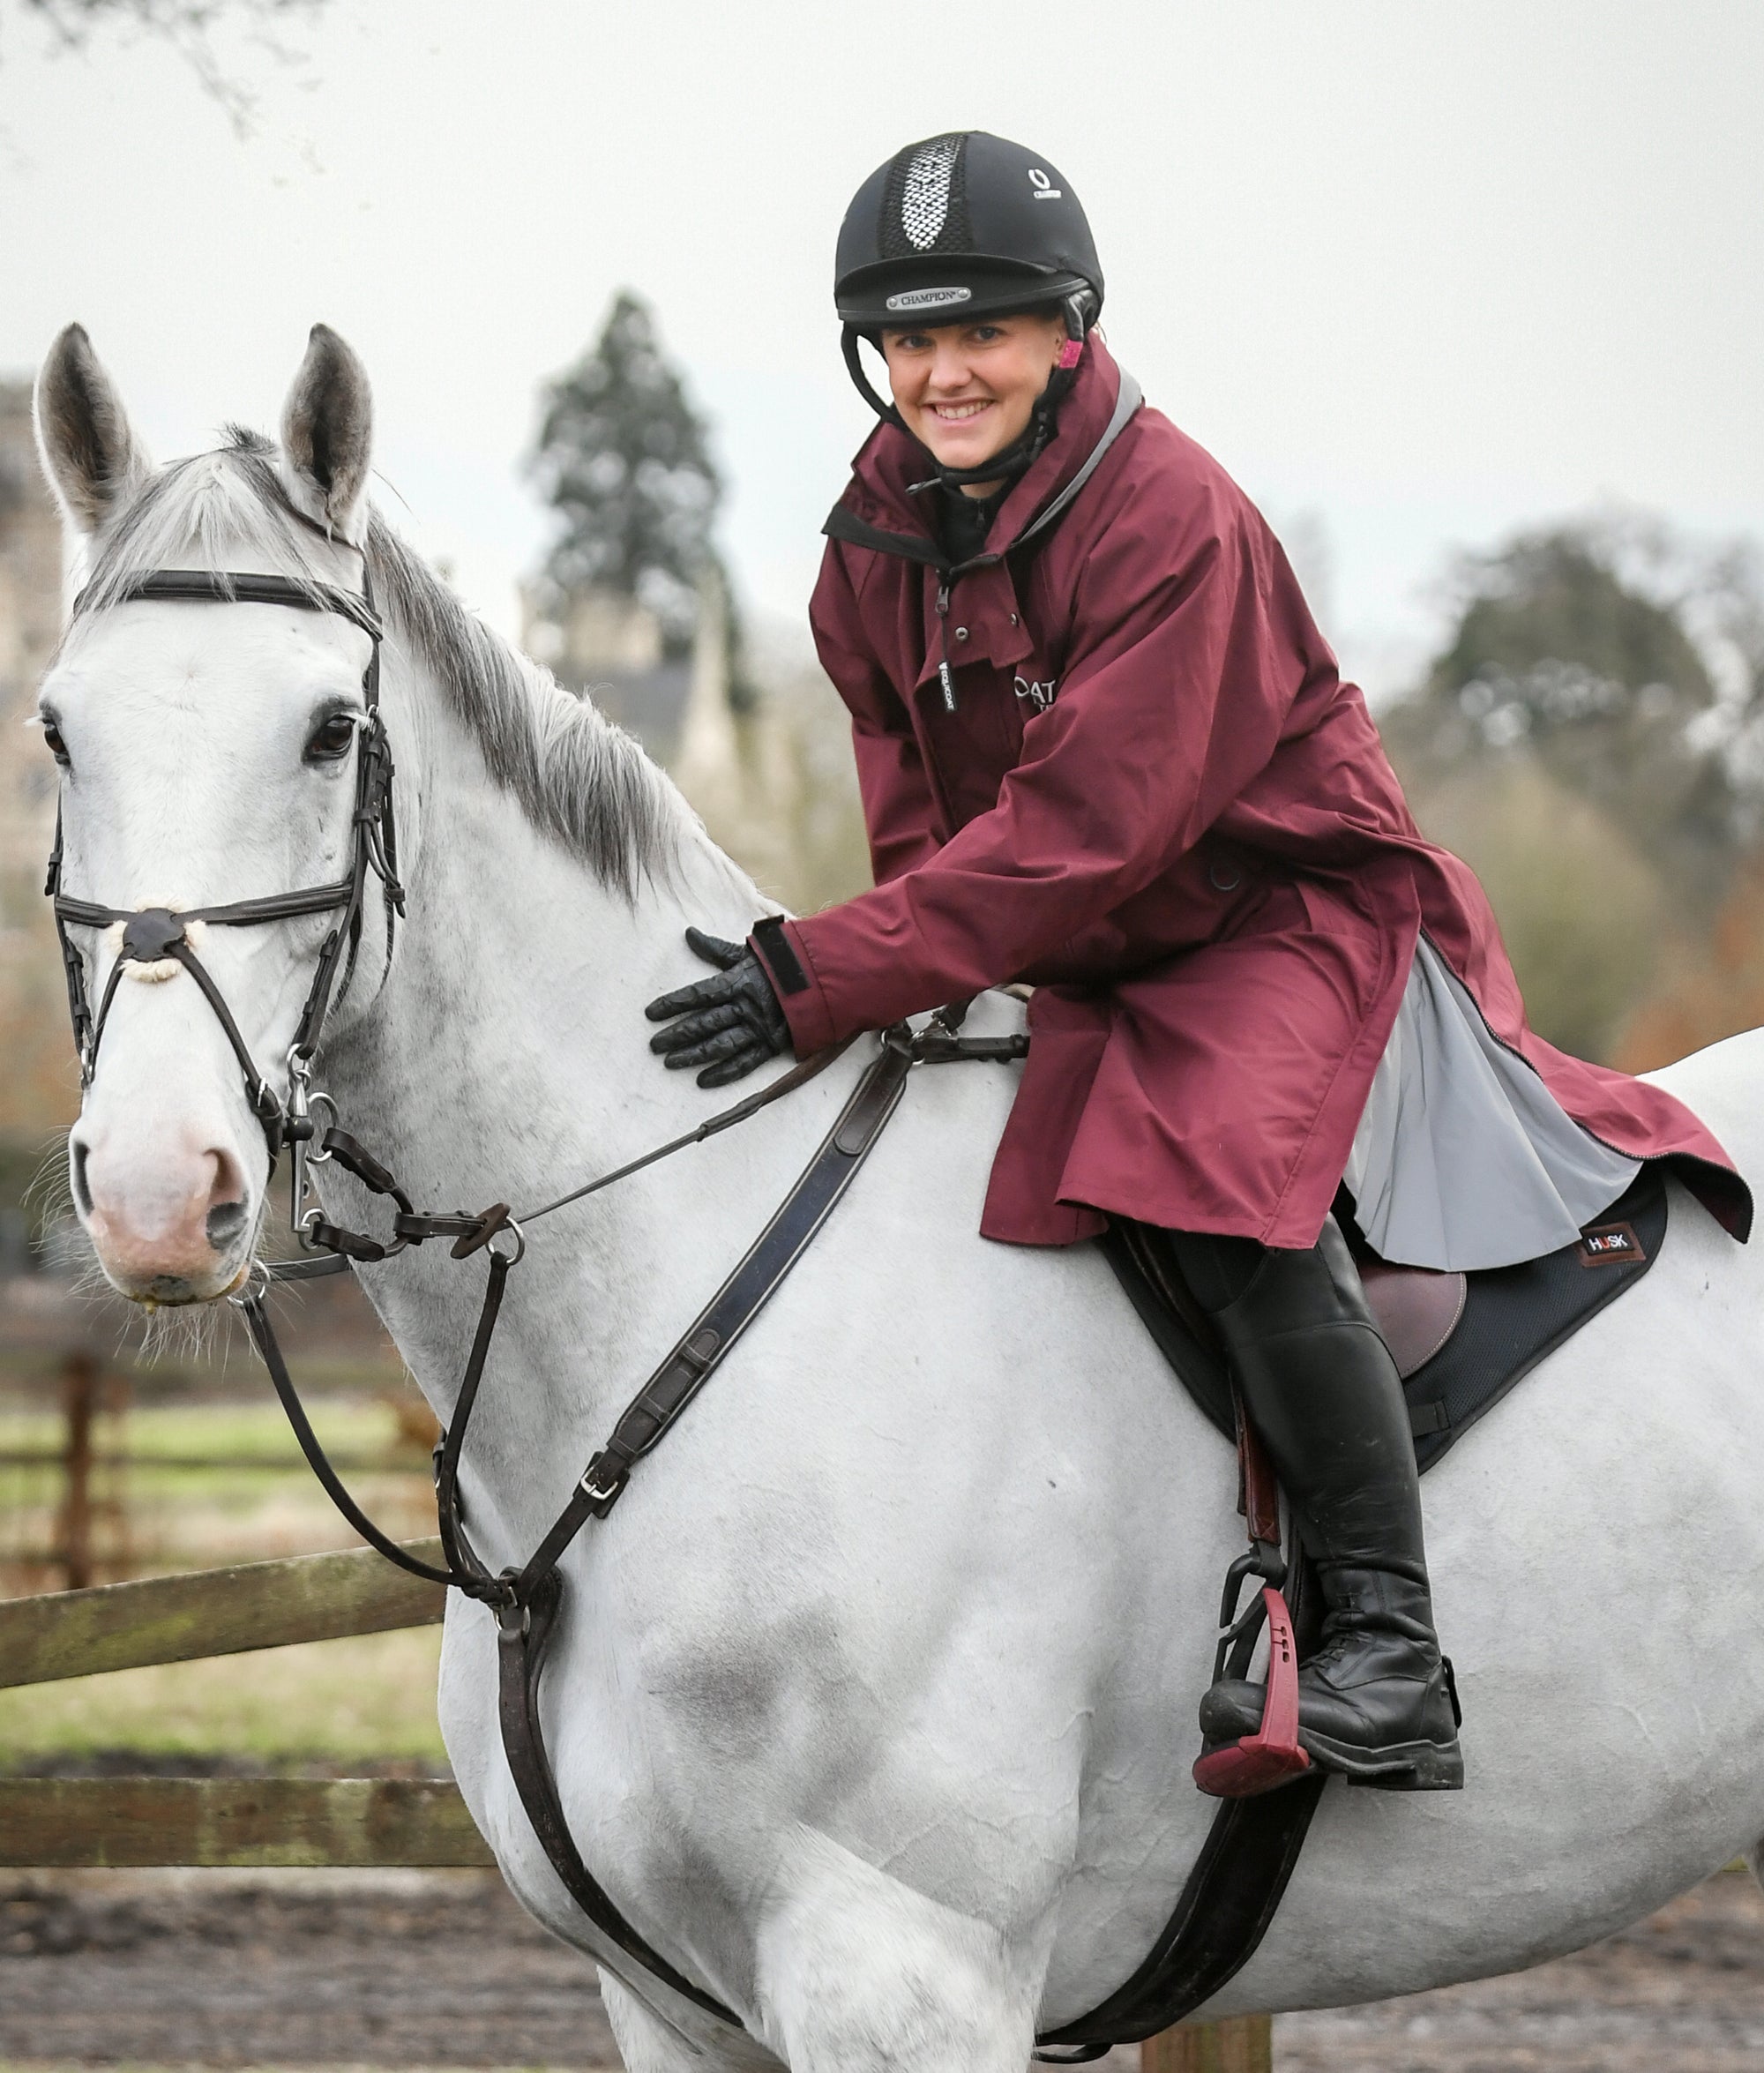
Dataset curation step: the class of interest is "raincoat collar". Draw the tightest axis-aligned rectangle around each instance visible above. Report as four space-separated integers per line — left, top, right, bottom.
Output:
823 336 1140 574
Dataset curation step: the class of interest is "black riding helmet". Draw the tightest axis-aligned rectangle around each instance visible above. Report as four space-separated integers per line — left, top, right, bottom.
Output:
835 131 1105 490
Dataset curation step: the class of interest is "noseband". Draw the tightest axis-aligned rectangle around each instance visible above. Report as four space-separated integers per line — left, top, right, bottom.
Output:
45 567 404 1168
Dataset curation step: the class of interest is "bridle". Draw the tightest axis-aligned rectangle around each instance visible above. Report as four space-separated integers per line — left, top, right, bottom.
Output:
46 566 403 1187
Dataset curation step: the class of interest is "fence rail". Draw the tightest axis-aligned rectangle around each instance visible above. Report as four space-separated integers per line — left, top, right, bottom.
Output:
0 1538 445 1688
0 1776 493 1869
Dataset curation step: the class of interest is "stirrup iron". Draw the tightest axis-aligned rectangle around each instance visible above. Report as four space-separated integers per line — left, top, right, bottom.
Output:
1192 1393 1311 1799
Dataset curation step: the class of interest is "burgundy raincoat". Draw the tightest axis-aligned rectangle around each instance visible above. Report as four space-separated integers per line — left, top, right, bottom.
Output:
751 338 1750 1252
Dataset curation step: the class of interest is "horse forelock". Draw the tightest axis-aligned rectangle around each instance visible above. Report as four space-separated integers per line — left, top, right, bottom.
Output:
67 432 688 903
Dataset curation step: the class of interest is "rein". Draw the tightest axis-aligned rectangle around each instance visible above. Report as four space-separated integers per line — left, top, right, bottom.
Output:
46 558 1030 2028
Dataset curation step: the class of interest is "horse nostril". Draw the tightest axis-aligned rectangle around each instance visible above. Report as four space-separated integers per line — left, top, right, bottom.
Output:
70 1140 93 1218
202 1142 250 1254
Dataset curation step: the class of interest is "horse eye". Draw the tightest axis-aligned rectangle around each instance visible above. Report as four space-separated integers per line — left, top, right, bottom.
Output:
41 718 70 767
304 712 358 763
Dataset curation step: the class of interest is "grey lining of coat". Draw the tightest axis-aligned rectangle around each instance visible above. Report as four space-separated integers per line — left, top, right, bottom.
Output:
1343 935 1641 1272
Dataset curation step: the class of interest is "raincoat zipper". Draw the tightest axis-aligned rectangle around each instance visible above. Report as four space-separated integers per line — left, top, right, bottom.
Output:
934 582 956 713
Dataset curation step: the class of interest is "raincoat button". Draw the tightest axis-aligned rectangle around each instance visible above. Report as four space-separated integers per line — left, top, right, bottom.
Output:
1209 860 1242 892
954 626 969 641
1008 612 1019 625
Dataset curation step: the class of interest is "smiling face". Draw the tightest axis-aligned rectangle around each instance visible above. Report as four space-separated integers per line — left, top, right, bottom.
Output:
880 311 1066 494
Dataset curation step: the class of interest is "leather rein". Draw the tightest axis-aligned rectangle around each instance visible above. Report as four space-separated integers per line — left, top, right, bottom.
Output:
45 558 1029 2028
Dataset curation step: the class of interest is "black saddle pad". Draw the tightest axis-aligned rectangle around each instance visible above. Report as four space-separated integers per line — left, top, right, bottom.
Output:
1102 1164 1669 1475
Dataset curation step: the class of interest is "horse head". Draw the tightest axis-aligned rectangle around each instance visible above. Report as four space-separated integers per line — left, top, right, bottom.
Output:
34 323 389 1305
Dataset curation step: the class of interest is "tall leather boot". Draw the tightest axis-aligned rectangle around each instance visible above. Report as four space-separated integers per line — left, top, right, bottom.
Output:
1173 1216 1464 1790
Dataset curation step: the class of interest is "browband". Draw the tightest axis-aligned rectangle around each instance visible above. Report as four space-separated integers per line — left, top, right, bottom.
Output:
74 568 384 643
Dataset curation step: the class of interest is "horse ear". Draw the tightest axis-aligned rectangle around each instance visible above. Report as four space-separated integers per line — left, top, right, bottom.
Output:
279 324 374 541
34 324 153 535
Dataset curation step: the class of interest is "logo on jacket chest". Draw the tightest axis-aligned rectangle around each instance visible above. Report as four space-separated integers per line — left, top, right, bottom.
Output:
1013 673 1059 714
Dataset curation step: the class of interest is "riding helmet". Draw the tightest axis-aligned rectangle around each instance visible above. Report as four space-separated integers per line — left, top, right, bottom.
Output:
835 131 1104 334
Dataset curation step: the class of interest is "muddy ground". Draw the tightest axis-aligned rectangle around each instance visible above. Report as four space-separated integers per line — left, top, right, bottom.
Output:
1 1867 1760 2069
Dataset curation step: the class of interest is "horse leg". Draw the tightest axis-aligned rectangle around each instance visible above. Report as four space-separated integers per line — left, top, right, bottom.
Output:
754 1830 1041 2072
600 1972 774 2073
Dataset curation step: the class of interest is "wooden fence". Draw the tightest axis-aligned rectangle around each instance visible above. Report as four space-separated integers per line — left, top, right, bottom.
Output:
0 1539 1270 2071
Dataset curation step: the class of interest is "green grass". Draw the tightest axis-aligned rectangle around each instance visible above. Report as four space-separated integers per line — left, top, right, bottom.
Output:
0 1625 447 1765
0 1397 448 1765
0 1396 426 1470
0 1398 437 1579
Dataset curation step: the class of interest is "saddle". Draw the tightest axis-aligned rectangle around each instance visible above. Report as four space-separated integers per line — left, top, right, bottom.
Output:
1033 1167 1670 2061
1105 1164 1669 1471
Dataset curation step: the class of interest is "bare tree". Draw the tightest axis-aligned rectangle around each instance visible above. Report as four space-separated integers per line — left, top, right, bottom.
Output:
7 0 327 130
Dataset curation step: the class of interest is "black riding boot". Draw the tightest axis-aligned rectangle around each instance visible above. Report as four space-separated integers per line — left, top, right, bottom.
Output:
1172 1217 1463 1790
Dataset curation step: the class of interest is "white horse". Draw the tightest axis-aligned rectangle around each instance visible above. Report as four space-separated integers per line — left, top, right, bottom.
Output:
31 321 1764 2072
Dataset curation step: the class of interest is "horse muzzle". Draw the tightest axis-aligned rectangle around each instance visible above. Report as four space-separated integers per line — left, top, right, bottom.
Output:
72 1119 258 1306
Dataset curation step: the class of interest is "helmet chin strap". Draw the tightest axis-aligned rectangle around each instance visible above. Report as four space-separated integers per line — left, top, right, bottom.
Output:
841 324 908 430
842 291 1095 499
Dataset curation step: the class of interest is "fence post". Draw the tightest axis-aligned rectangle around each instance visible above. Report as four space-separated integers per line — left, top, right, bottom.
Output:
55 1351 99 1590
1141 2015 1272 2072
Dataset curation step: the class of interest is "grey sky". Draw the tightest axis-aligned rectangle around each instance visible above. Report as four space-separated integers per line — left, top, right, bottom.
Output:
4 0 1760 695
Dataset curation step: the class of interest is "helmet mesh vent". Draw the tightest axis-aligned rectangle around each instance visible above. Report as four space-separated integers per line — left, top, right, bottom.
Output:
901 135 959 249
880 133 972 258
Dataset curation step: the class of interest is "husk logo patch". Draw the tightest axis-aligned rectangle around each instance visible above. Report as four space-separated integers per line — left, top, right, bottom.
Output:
1577 1221 1645 1267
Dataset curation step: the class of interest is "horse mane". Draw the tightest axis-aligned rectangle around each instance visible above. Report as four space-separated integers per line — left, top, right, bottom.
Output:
69 428 687 902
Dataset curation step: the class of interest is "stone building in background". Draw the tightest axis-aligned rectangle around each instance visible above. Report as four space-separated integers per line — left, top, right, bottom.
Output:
523 581 693 763
525 570 872 917
0 382 79 1156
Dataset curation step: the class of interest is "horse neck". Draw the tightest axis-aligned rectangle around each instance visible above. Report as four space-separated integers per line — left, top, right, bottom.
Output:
317 671 797 1546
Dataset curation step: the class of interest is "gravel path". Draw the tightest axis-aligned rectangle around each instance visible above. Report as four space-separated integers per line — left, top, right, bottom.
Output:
1 1866 1760 2069
0 1871 620 2069
1277 1868 1764 2072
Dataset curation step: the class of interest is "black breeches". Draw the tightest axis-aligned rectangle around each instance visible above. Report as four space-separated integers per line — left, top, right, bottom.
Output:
1166 1216 1386 1351
1164 1228 1275 1315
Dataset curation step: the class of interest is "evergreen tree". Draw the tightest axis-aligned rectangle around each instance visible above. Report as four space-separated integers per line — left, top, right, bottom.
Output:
529 292 725 659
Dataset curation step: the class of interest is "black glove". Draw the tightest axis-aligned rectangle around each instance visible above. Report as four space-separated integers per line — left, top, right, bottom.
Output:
645 926 793 1089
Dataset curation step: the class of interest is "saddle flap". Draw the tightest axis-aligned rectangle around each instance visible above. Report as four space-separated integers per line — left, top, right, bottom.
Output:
1358 1260 1468 1380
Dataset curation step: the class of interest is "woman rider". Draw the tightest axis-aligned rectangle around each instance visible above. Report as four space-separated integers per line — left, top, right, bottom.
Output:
645 131 1750 1792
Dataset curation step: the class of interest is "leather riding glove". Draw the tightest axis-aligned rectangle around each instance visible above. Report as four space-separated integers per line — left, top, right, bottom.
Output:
646 926 793 1089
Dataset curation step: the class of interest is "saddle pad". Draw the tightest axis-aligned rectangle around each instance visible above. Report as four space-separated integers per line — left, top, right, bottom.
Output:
1400 1166 1667 1469
1101 1164 1670 1476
